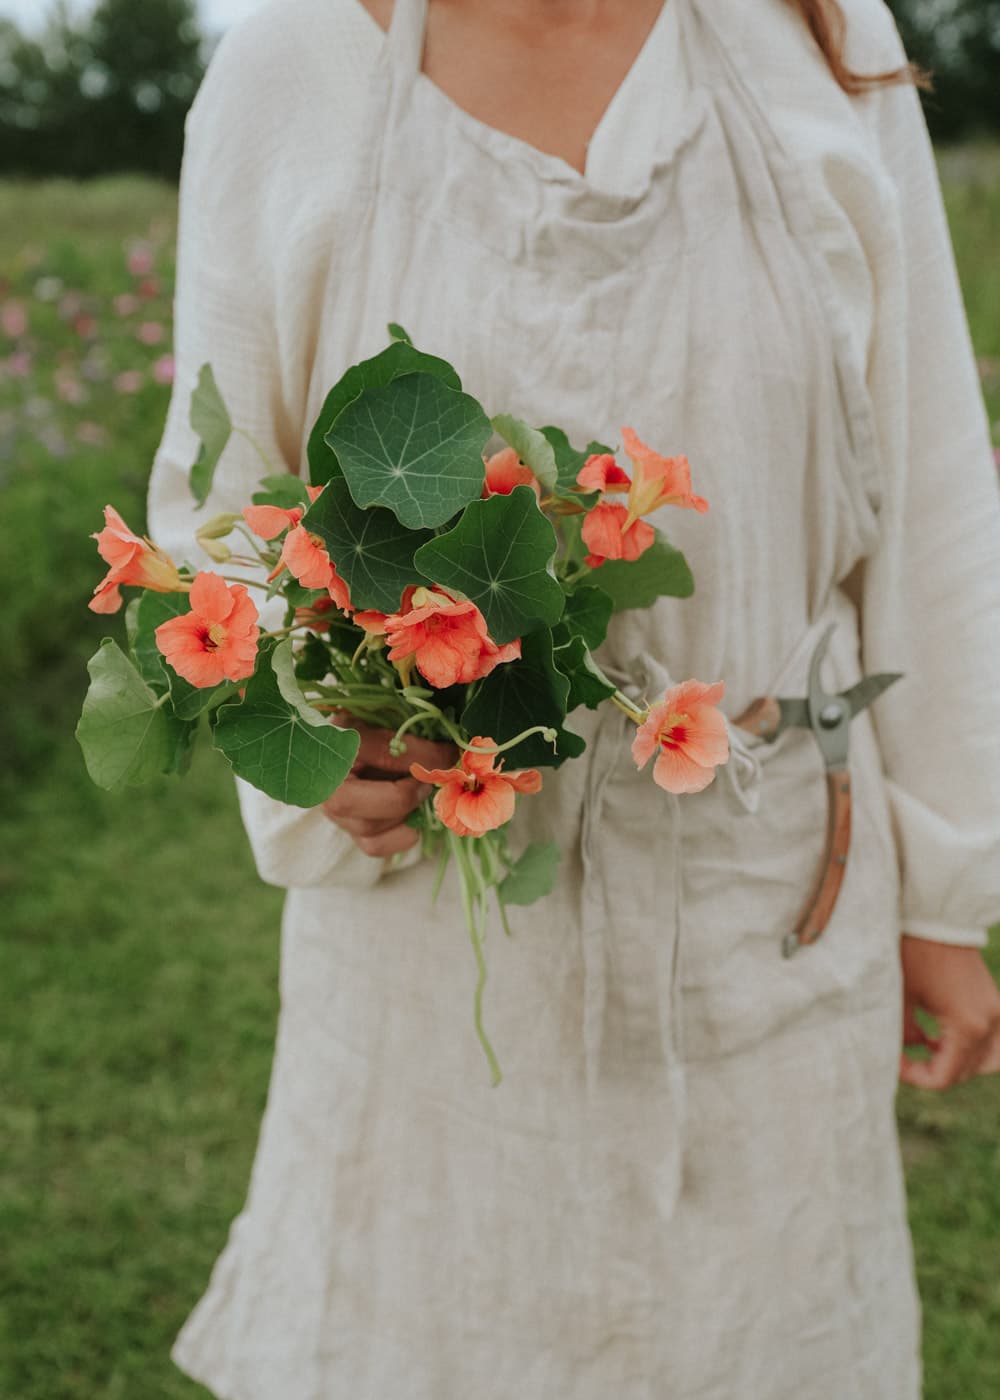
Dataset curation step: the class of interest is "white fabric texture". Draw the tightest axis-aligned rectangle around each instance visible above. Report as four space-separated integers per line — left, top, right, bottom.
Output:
146 0 1000 1395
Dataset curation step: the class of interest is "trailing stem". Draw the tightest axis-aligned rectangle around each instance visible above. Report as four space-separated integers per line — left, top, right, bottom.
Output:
448 829 503 1086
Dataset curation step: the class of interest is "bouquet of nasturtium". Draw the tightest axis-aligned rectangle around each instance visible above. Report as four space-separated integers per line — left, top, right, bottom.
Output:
77 326 729 1082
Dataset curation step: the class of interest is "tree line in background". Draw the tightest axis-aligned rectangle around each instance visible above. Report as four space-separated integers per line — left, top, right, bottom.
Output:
0 0 998 181
0 0 203 180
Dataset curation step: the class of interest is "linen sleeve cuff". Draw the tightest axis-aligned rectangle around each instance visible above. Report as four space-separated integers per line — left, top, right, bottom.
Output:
235 778 386 891
901 919 989 950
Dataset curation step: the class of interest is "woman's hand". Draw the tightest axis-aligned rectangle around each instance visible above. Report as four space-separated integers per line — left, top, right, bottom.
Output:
899 935 1000 1090
321 721 456 859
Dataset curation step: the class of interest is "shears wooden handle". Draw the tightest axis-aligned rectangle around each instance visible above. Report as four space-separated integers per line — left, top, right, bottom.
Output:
786 768 851 959
731 700 853 958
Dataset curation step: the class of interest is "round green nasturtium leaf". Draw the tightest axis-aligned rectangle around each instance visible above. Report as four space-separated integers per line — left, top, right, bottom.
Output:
188 363 233 508
303 475 433 614
76 639 193 790
308 339 463 487
499 841 561 906
327 373 491 529
212 641 360 807
553 635 616 711
413 486 565 646
559 583 614 652
460 628 585 770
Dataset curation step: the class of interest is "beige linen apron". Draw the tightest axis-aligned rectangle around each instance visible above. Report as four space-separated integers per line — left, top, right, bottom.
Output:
173 2 921 1395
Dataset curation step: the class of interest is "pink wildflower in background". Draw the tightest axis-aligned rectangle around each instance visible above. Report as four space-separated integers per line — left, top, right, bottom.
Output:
1 300 27 338
58 291 83 320
4 351 32 379
113 370 144 395
76 422 109 447
127 245 154 278
55 371 86 405
114 293 140 317
152 354 175 385
137 321 165 346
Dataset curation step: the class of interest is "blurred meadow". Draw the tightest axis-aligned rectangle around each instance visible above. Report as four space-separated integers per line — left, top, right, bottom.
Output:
1 155 999 1397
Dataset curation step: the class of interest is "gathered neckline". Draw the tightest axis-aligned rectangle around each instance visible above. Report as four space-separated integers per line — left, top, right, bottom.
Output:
351 0 675 195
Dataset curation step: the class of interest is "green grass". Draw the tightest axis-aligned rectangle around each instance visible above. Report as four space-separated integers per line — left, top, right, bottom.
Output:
1 167 999 1398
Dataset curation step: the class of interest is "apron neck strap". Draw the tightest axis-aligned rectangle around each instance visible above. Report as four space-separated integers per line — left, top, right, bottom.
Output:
387 0 429 75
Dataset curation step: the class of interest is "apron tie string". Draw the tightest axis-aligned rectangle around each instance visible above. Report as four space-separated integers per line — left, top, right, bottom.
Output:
579 652 763 1217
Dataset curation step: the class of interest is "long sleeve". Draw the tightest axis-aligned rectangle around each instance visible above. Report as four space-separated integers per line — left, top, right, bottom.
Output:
852 9 1000 944
146 15 384 893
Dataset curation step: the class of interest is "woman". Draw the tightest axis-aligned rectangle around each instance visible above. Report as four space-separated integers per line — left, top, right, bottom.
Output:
148 0 1000 1395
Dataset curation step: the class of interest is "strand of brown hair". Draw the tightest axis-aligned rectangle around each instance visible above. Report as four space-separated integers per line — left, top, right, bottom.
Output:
790 0 932 93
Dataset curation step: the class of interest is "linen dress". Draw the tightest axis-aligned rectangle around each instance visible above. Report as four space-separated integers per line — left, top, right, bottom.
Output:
147 0 1000 1395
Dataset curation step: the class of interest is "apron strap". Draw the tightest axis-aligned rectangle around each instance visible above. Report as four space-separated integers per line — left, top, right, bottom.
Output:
387 0 429 76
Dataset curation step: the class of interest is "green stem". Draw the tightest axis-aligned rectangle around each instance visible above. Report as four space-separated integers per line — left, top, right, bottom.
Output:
464 725 557 758
449 831 502 1087
389 710 433 751
430 831 451 903
233 425 279 475
611 689 647 725
232 524 273 560
496 892 514 940
307 683 408 701
219 574 272 592
399 697 468 749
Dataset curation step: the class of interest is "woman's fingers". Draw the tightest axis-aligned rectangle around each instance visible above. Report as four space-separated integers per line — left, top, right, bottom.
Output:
392 731 458 772
899 937 1000 1090
898 1024 980 1090
322 721 454 857
339 719 456 777
354 824 420 859
322 772 431 824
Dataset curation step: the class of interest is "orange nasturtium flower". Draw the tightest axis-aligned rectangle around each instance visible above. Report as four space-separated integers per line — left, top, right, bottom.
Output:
155 571 260 688
632 679 729 794
384 587 521 689
410 738 542 837
241 484 324 541
577 428 708 569
482 447 540 498
243 487 352 611
275 524 352 612
580 502 655 569
618 428 709 526
88 505 186 613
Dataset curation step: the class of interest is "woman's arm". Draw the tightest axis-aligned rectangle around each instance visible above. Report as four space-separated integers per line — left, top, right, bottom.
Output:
849 6 1000 1083
147 14 449 888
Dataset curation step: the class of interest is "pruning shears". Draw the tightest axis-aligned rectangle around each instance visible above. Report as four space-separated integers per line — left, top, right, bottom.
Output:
732 624 901 959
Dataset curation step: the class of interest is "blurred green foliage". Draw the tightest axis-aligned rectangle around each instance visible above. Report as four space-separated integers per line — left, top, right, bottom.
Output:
890 0 1000 142
0 0 204 180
